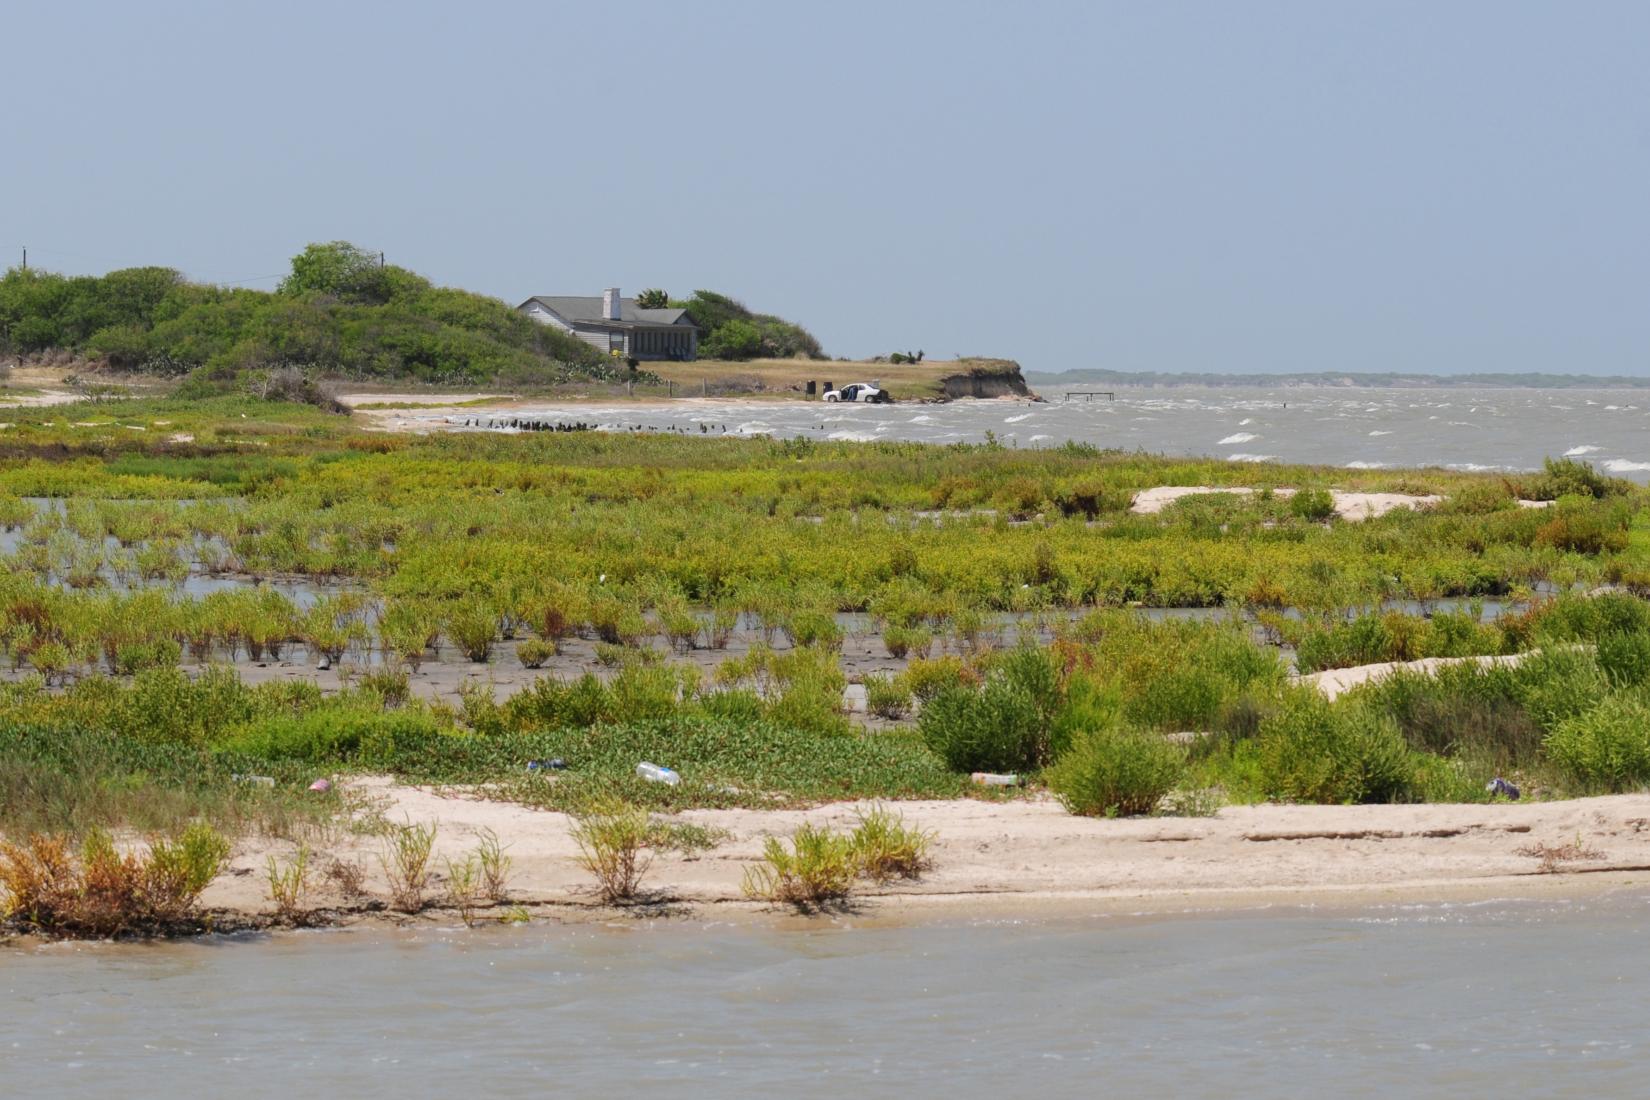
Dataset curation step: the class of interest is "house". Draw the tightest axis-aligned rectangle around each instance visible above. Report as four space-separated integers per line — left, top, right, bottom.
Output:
518 288 698 361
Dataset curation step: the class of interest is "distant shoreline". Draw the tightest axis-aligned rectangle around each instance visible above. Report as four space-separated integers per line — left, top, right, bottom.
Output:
1028 370 1650 389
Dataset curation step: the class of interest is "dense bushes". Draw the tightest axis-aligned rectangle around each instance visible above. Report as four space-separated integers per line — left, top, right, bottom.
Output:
918 647 1063 771
0 242 607 384
1545 693 1650 790
1255 692 1416 804
1046 727 1186 817
670 289 824 360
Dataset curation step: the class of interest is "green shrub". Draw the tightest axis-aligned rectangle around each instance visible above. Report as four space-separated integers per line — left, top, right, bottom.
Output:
848 806 934 882
570 799 652 903
516 638 557 669
864 673 913 720
1046 727 1186 817
1255 692 1415 804
1545 692 1650 791
1290 488 1335 521
742 823 858 908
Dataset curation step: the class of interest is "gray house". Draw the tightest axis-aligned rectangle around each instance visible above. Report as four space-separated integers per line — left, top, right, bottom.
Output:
518 288 698 361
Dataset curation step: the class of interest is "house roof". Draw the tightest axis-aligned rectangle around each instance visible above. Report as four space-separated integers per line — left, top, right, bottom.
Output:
521 296 690 328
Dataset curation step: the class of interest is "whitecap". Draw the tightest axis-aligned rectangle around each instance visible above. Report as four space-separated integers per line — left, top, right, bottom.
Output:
907 414 936 424
1218 432 1259 444
1602 459 1650 473
827 430 879 443
1345 461 1388 469
1563 445 1601 456
1004 413 1034 423
1028 434 1052 442
1367 430 1393 437
733 421 773 434
1227 453 1277 463
1238 417 1254 426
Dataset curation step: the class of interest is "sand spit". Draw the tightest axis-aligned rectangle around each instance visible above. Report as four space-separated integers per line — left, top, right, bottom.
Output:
1294 652 1542 701
1127 485 1451 522
199 780 1650 928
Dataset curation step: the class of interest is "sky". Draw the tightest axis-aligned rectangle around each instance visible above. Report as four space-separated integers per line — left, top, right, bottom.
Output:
3 0 1648 375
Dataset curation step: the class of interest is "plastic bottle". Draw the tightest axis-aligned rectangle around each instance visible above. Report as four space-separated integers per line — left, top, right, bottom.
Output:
971 772 1019 787
636 761 681 786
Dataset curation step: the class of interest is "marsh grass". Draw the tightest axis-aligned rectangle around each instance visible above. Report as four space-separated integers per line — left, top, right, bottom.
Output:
849 806 934 882
742 824 858 910
1 822 230 937
379 820 437 912
742 823 861 909
571 800 653 903
265 844 310 921
475 827 512 901
444 854 482 927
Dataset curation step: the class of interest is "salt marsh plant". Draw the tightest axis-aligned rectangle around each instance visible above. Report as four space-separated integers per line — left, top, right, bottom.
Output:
1 822 230 937
1046 727 1187 817
475 828 512 901
265 844 310 921
742 823 860 909
444 854 482 927
849 806 934 882
571 800 652 903
380 820 437 912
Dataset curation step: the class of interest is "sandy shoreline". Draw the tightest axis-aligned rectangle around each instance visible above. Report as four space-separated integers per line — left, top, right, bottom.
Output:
194 780 1650 932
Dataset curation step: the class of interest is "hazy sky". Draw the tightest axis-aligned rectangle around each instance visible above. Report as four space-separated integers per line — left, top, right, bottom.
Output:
4 1 1647 374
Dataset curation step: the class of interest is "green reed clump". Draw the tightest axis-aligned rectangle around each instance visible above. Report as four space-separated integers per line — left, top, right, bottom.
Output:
380 820 437 912
570 799 653 903
265 844 310 921
849 806 934 882
742 823 860 909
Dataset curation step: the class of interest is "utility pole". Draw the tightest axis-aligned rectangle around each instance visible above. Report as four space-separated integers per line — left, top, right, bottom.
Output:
20 246 25 270
379 251 385 269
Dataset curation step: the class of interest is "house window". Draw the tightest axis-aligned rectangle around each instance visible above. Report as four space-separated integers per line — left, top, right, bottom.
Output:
609 333 626 354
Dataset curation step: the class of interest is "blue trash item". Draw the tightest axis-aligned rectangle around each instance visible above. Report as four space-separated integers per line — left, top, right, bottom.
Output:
1486 776 1521 800
526 759 569 773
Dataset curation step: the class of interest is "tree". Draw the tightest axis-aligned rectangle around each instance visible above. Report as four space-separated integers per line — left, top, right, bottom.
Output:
701 318 762 360
635 288 669 309
279 242 389 304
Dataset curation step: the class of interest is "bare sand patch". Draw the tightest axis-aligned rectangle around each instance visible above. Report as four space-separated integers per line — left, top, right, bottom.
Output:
203 779 1650 925
1128 486 1469 522
1295 652 1540 701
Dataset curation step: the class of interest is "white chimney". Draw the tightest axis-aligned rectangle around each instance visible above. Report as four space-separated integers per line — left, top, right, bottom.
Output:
603 287 621 320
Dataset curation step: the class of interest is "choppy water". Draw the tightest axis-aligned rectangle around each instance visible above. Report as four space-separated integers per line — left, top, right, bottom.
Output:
6 893 1649 1098
431 385 1650 481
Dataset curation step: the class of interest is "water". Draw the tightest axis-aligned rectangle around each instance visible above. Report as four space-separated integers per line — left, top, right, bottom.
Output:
6 894 1648 1097
430 385 1650 481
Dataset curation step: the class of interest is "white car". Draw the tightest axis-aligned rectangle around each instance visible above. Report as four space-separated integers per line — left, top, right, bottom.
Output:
823 382 890 404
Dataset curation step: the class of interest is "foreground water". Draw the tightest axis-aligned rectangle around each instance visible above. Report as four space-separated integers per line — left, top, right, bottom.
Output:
6 893 1647 1098
432 384 1650 481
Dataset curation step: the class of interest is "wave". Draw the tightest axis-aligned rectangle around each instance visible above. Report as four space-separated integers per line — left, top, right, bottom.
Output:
1227 453 1277 463
827 430 880 443
1004 413 1034 423
1238 417 1254 426
1602 459 1650 473
1218 432 1259 444
1028 434 1052 442
907 414 937 424
1345 461 1387 469
1563 445 1601 456
1367 430 1393 437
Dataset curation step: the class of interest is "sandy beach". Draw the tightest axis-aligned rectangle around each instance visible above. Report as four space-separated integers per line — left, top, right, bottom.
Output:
201 779 1650 928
